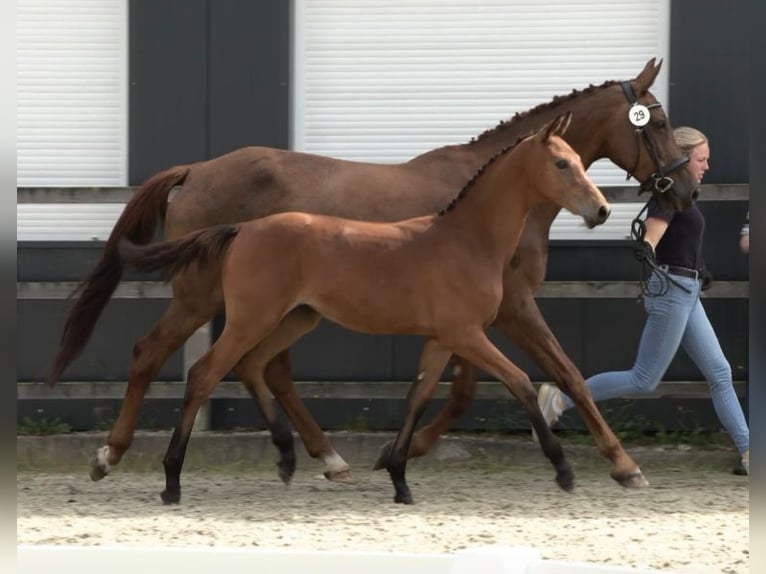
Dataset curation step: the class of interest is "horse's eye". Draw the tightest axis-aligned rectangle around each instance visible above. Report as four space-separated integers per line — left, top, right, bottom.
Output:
654 120 667 129
555 159 568 169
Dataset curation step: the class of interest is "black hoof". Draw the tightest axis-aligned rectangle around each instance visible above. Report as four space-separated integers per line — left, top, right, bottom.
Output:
394 491 414 505
277 457 296 485
555 464 575 492
373 441 394 471
161 489 181 505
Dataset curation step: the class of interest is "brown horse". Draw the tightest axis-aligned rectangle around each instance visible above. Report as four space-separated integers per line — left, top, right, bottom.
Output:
48 58 696 489
117 115 611 504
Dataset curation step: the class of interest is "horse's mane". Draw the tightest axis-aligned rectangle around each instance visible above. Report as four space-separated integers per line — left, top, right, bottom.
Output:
437 78 620 216
469 79 619 144
438 134 527 216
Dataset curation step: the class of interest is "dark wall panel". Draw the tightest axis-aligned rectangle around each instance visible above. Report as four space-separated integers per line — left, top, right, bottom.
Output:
129 0 209 184
17 300 183 382
669 0 749 183
129 0 290 184
208 0 290 156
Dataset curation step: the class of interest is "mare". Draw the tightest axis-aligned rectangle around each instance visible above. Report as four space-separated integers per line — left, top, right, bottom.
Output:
117 115 611 504
48 58 696 489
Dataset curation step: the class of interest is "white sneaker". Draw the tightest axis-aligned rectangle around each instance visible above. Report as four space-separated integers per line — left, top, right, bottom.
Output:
532 383 563 443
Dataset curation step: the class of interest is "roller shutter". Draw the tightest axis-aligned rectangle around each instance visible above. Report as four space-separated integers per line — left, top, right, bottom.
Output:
16 0 127 186
293 0 671 239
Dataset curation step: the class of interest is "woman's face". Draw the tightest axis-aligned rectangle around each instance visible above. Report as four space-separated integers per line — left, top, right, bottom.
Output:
688 142 710 184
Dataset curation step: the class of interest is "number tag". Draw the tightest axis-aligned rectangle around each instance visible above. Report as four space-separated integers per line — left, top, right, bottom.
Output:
628 104 651 127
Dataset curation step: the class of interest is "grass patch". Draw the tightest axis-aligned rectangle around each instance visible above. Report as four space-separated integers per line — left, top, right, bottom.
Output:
17 417 72 436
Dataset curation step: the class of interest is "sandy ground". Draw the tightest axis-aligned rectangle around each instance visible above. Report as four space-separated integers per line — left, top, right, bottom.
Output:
17 437 749 574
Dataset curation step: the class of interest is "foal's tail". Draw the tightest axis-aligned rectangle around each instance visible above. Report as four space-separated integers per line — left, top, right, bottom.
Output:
46 165 191 386
118 225 240 280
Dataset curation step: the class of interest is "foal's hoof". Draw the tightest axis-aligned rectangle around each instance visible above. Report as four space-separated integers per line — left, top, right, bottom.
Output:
160 489 181 505
555 464 575 492
394 491 414 505
324 469 354 483
373 441 394 471
613 467 649 489
277 458 296 485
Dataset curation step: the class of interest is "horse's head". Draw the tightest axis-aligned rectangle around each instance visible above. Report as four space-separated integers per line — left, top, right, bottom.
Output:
596 58 698 210
530 112 610 229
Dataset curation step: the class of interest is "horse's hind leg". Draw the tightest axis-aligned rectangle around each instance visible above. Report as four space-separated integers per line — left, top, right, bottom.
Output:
494 295 647 488
235 356 297 484
450 329 574 492
385 339 453 504
162 321 262 504
92 296 216 481
235 306 352 482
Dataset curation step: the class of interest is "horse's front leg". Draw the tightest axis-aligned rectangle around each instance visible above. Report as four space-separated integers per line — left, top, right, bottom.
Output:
451 329 574 492
93 297 215 481
493 290 647 488
374 358 477 469
385 339 453 504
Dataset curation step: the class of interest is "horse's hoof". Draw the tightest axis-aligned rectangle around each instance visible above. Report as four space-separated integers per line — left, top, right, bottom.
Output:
394 492 414 505
614 467 649 489
89 462 108 482
373 441 394 470
277 459 296 485
555 466 575 492
160 489 181 505
89 447 111 481
323 469 354 483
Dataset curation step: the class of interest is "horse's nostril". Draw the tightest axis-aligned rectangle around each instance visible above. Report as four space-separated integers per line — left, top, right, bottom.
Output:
599 205 610 221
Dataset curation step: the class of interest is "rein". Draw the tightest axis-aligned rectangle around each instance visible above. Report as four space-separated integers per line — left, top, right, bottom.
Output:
620 81 689 195
630 201 692 298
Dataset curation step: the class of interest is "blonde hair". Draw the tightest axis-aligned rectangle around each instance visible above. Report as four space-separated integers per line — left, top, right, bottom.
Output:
673 126 708 155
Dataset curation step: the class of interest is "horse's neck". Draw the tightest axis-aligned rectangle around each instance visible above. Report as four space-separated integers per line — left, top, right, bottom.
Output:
437 150 537 264
476 97 608 232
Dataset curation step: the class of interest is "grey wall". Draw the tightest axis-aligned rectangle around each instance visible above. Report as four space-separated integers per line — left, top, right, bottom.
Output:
668 0 749 183
128 0 290 184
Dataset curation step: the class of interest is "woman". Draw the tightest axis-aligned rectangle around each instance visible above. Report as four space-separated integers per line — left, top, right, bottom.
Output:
739 211 749 254
537 126 750 475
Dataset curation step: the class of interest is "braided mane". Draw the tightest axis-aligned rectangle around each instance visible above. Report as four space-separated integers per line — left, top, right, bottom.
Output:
469 79 619 144
438 134 528 216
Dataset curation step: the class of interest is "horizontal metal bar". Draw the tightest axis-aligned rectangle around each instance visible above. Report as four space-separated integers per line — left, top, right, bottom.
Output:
17 183 749 203
17 280 748 300
17 281 172 299
17 380 747 400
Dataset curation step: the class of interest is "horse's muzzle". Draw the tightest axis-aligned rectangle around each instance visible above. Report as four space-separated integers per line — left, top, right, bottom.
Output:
586 204 611 229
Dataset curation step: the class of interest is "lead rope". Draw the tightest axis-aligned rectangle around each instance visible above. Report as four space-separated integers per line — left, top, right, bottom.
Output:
630 201 692 299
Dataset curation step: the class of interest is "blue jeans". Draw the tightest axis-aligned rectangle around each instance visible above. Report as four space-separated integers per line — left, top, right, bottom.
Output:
562 272 749 454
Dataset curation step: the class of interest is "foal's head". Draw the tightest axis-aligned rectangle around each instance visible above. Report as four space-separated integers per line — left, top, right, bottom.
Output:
525 112 610 229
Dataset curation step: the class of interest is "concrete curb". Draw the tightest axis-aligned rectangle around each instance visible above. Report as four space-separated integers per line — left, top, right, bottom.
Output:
17 431 737 473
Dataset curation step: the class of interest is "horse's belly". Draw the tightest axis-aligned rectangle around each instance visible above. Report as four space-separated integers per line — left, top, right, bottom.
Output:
310 296 430 337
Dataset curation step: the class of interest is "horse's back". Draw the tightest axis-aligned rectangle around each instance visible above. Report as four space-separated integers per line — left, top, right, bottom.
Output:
165 145 475 240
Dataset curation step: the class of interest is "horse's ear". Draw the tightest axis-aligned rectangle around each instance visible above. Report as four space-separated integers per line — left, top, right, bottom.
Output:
540 112 572 142
556 111 573 136
634 57 662 93
539 117 559 142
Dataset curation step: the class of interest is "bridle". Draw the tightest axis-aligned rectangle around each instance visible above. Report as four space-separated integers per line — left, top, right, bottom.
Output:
620 80 689 195
621 81 694 297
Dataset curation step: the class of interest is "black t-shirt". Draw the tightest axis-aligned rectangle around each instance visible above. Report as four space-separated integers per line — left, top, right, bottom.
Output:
646 195 705 270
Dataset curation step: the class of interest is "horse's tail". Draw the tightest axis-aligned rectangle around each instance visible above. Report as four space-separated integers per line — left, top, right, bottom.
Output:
46 165 191 386
118 224 240 280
